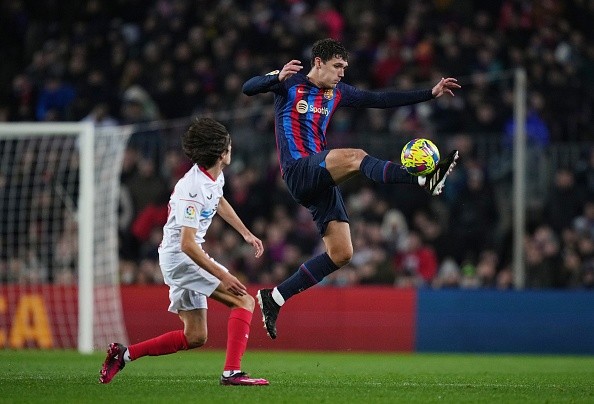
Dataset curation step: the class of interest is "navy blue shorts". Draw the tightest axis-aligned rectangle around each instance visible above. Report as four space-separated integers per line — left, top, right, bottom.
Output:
283 151 349 236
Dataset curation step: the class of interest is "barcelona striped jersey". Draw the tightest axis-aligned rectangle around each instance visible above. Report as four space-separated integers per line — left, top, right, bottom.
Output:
243 71 433 174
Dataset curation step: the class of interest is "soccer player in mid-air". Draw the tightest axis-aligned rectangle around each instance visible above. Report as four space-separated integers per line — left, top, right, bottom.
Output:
242 38 461 340
100 117 269 386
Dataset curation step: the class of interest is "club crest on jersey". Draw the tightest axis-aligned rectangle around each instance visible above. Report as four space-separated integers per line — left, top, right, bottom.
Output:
324 89 334 100
184 205 197 220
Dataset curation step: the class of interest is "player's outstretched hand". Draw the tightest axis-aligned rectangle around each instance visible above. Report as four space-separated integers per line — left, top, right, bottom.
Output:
244 233 264 258
221 273 248 296
279 60 303 81
431 77 461 98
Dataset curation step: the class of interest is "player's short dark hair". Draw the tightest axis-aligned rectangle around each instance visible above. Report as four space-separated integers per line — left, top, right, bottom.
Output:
310 38 348 66
182 117 230 168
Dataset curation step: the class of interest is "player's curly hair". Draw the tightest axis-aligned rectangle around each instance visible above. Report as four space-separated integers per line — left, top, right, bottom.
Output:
310 38 348 66
182 117 230 168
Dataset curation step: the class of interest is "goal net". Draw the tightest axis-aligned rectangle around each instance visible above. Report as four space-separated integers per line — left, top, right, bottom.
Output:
0 122 129 352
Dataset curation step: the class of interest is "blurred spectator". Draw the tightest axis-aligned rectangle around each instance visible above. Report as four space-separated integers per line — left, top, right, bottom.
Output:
558 248 583 289
81 102 118 127
525 225 561 289
448 163 499 263
465 101 503 135
582 260 594 289
125 156 168 220
225 167 269 228
135 258 164 284
54 213 78 279
8 74 36 121
393 230 438 288
412 209 451 263
475 249 499 288
575 147 594 196
315 1 345 40
496 267 514 290
503 92 550 148
380 208 409 253
131 188 169 246
36 73 76 121
459 260 479 289
432 258 461 289
122 89 163 161
573 199 594 240
264 222 288 265
544 168 587 233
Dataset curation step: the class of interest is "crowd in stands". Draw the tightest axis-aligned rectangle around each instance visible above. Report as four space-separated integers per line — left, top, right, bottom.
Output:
1 0 594 289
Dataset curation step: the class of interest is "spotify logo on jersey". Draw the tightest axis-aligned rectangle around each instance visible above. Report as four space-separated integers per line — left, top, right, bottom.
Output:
295 100 329 116
296 100 308 114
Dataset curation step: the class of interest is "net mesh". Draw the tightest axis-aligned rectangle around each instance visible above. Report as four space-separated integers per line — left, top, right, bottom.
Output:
0 124 129 349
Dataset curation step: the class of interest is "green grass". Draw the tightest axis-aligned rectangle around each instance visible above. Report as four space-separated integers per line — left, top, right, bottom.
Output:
1 350 593 403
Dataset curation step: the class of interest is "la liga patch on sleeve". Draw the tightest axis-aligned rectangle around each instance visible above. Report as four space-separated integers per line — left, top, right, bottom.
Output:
184 205 197 220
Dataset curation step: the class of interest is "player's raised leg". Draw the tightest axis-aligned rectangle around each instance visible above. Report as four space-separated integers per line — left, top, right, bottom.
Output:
324 147 459 193
324 148 422 186
258 220 350 339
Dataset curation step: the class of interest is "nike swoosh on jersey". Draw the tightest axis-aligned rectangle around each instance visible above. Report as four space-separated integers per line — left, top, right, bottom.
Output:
189 192 197 198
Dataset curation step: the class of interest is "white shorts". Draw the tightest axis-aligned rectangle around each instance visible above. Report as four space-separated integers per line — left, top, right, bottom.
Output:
159 251 228 313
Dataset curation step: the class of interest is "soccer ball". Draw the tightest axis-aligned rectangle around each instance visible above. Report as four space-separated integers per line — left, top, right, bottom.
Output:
400 138 440 176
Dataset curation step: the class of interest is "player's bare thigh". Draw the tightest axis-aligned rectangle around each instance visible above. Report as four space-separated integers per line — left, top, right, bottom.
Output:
324 148 367 184
322 220 353 267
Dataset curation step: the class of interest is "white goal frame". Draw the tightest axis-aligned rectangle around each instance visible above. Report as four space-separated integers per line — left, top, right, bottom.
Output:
0 122 118 353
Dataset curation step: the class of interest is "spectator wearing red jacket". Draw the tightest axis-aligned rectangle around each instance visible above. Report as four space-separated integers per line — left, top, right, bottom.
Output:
393 230 438 287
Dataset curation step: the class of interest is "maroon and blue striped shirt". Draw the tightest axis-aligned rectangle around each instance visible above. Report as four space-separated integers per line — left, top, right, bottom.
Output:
243 71 433 174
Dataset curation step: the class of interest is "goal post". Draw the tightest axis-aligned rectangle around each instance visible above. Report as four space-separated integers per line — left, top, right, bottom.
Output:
79 122 94 353
0 122 129 353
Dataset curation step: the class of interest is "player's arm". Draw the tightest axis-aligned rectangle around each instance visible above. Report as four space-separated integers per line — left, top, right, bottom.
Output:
341 77 460 108
342 84 434 108
180 225 248 296
242 60 302 95
216 196 264 258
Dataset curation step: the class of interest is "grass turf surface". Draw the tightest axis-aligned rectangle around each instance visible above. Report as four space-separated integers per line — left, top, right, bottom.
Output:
1 350 593 403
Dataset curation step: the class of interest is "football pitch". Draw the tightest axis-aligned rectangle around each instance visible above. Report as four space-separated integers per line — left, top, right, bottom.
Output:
1 350 593 403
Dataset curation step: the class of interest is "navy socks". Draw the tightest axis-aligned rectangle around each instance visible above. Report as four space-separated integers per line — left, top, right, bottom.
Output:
360 155 415 184
277 253 339 301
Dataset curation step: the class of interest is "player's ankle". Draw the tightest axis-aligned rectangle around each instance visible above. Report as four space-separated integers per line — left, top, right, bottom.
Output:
271 288 285 306
222 370 241 377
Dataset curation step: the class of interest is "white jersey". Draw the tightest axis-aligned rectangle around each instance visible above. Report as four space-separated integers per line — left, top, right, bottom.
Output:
159 164 224 254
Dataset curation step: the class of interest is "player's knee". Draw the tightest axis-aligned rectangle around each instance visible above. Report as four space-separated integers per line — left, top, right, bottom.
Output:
328 246 353 267
236 293 255 312
185 330 208 348
347 149 367 170
334 252 353 267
